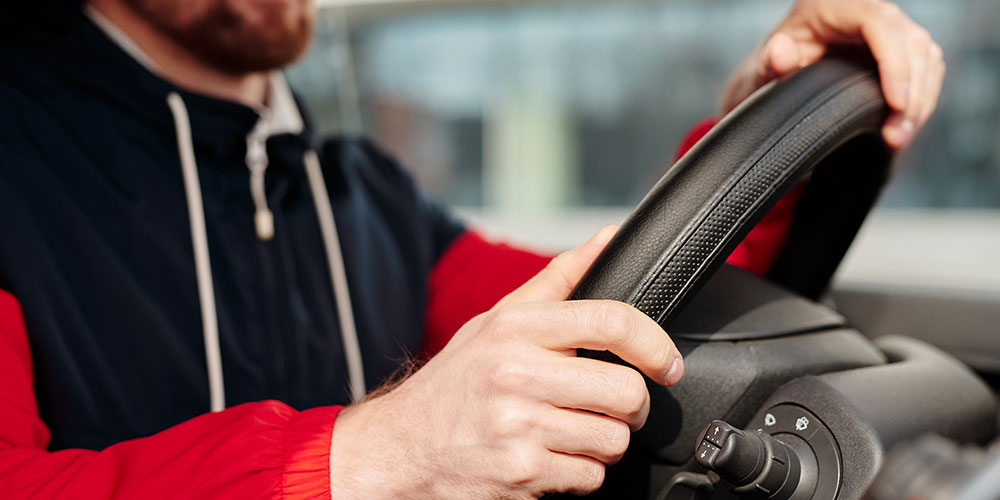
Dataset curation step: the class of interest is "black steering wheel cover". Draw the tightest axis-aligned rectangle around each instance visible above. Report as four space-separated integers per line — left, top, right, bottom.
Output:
767 132 891 299
570 58 892 328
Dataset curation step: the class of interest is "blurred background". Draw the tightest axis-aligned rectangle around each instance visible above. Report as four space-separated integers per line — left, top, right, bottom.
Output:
286 0 1000 298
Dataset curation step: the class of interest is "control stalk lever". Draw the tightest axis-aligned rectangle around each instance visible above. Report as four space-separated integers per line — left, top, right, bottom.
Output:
695 420 815 499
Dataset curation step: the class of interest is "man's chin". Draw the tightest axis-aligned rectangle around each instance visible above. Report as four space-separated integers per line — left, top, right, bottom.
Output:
231 0 309 28
128 0 315 75
244 0 303 5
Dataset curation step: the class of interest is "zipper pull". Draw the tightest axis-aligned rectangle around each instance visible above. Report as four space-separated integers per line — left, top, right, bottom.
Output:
246 133 275 241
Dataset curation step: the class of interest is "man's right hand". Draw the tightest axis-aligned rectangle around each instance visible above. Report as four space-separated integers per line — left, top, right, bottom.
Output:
329 226 685 499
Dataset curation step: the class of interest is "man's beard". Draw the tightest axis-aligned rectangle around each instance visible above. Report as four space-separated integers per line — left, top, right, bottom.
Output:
125 0 314 75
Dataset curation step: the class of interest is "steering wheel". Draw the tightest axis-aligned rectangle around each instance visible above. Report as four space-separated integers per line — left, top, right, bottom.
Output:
567 57 997 500
571 57 892 320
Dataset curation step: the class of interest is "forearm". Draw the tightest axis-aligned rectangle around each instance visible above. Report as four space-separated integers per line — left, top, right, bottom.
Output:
0 401 341 499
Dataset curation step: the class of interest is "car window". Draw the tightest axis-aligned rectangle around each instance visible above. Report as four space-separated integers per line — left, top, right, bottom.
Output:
288 0 1000 292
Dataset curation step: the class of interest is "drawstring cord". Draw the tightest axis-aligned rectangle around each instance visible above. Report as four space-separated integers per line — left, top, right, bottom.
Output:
166 92 367 411
303 150 366 402
167 92 226 412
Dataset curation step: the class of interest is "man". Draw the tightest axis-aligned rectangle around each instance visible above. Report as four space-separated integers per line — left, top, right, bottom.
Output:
0 0 942 497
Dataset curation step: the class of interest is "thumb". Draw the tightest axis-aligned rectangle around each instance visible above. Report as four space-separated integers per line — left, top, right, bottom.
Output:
763 32 803 79
498 224 619 305
722 31 807 114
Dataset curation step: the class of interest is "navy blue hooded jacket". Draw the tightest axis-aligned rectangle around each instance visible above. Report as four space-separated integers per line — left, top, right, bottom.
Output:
0 7 465 453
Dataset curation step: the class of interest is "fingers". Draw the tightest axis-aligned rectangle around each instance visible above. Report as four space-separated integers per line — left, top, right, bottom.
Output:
858 2 912 112
918 42 946 126
766 32 804 77
537 452 607 496
489 300 684 386
881 38 921 148
541 408 632 465
746 0 946 150
721 29 825 114
492 440 606 497
499 225 618 306
729 0 946 147
842 0 945 149
904 29 930 123
527 356 652 430
881 24 946 148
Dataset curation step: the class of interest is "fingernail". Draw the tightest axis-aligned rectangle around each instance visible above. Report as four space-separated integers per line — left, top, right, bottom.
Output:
664 357 684 386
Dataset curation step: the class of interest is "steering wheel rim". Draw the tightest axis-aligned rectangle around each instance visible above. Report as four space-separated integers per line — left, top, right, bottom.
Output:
570 57 893 330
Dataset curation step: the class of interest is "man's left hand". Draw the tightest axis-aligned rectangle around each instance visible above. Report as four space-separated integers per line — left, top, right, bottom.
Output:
722 0 945 150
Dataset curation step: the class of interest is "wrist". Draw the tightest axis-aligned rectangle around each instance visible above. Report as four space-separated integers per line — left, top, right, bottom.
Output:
329 394 437 499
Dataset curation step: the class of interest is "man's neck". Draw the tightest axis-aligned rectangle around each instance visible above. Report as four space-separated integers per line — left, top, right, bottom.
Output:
87 0 269 108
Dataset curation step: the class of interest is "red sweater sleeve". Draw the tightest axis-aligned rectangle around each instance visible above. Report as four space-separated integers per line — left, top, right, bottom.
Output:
0 289 340 500
423 232 551 357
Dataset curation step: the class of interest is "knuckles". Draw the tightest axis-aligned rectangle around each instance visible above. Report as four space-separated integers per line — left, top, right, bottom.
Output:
594 301 636 345
576 461 607 495
904 25 934 53
874 1 904 21
929 43 945 66
485 359 539 395
913 27 932 45
601 420 632 464
612 370 651 426
651 339 676 376
500 444 544 487
481 305 523 339
491 404 536 439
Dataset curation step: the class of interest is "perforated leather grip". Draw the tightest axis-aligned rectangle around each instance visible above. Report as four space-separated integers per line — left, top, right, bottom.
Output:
570 58 892 328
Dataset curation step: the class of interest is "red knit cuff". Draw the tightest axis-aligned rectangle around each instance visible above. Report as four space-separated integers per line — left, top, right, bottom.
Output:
281 405 344 500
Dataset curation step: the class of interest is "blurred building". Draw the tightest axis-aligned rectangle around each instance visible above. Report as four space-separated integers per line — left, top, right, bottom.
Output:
287 0 1000 292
